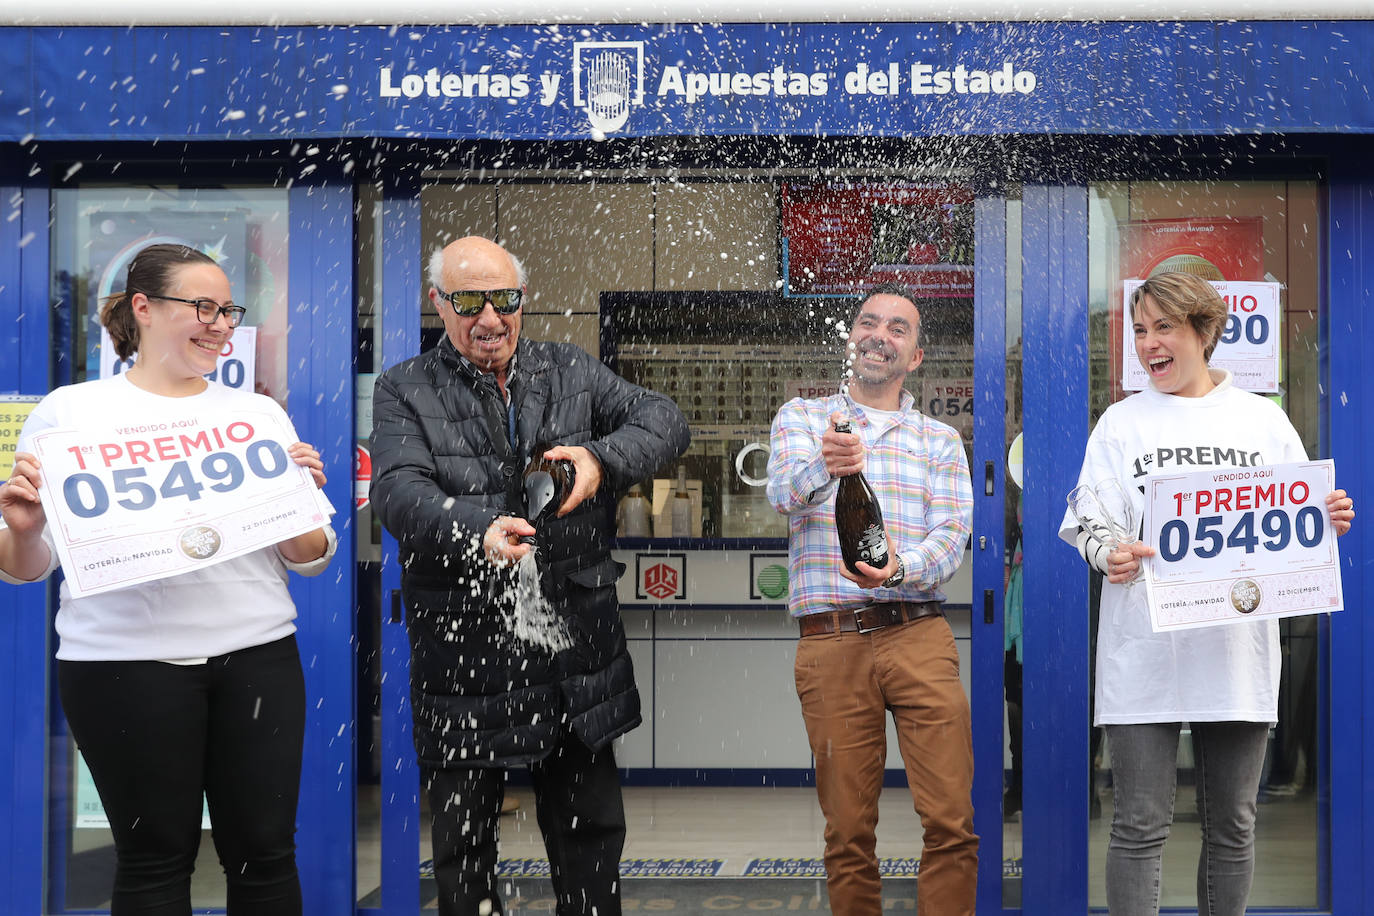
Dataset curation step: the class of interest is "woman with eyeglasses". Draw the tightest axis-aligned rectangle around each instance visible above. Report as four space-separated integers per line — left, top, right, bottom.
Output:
0 243 335 915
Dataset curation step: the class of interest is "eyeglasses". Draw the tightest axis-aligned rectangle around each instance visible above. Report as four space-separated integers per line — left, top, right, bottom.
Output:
146 294 247 328
437 288 523 317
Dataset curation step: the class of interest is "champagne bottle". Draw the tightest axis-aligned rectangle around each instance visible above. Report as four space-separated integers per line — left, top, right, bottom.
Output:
523 444 576 530
832 419 891 574
670 467 693 537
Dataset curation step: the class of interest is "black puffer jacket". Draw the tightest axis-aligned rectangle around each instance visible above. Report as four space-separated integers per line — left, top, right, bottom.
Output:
370 336 690 768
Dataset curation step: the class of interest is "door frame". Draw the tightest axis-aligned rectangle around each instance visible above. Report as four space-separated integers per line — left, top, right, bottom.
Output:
971 189 1012 914
373 173 425 916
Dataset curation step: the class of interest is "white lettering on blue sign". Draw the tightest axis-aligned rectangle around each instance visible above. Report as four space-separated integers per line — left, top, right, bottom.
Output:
656 65 829 105
379 66 531 100
910 62 1037 96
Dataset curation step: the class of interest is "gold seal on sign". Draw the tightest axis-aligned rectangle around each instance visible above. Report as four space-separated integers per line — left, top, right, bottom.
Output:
1229 579 1262 615
178 525 223 561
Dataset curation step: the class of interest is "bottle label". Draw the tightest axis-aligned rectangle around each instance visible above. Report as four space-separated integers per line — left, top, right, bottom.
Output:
857 524 889 562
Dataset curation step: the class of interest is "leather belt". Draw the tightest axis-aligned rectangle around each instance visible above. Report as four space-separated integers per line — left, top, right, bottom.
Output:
798 601 944 638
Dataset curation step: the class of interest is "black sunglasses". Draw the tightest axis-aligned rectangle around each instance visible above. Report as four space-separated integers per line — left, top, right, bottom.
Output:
145 293 247 328
437 288 523 317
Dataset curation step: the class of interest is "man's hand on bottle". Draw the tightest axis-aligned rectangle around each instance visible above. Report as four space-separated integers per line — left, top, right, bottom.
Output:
483 516 535 566
822 412 864 477
841 554 900 589
541 445 603 517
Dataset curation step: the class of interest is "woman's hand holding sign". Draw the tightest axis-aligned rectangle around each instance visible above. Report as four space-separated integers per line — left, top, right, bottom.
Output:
0 451 53 581
287 441 327 489
1325 489 1354 536
1 452 44 534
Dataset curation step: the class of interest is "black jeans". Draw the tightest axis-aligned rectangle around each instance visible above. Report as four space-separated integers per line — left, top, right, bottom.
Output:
58 635 306 916
424 737 626 916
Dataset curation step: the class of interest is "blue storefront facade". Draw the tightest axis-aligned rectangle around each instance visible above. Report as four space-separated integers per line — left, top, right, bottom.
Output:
2 17 1374 915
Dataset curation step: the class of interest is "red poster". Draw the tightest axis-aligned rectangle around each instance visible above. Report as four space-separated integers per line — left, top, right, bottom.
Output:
782 182 974 298
1122 218 1264 282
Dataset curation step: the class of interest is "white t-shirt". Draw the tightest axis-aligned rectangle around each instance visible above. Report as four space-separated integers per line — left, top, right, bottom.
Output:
1058 370 1307 725
0 374 335 662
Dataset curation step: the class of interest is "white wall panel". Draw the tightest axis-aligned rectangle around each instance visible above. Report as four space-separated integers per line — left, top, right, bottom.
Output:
654 639 811 769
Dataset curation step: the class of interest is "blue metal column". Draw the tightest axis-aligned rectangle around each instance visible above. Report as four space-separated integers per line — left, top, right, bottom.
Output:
1326 159 1373 916
1019 184 1090 916
0 153 51 916
378 175 423 916
287 174 358 913
971 193 1008 915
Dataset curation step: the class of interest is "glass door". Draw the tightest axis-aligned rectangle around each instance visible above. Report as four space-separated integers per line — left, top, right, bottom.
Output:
367 171 1051 915
1084 179 1328 911
43 175 357 914
47 184 295 913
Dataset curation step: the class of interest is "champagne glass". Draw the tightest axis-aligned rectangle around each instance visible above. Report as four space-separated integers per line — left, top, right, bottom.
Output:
1094 478 1141 548
1067 479 1142 588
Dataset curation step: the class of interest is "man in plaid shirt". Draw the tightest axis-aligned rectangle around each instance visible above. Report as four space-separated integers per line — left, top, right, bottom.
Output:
766 282 977 916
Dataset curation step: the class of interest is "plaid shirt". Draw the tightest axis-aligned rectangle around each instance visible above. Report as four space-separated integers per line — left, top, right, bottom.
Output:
766 390 973 617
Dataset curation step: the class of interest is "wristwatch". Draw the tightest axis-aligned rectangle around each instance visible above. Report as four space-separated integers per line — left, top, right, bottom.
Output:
882 555 906 588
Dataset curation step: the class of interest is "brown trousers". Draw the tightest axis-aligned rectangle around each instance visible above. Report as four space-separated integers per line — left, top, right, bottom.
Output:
794 614 978 916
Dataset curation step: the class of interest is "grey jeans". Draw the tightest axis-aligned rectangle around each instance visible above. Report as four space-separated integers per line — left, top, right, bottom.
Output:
1103 721 1270 916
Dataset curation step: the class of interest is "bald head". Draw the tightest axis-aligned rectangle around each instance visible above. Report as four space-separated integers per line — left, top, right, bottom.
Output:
428 236 527 292
428 236 528 380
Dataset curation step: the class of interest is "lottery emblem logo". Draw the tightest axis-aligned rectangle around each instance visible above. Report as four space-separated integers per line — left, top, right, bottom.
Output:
573 41 644 135
1229 578 1262 615
178 525 223 561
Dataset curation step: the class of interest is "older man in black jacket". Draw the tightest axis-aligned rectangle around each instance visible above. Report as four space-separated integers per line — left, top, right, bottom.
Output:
371 236 690 916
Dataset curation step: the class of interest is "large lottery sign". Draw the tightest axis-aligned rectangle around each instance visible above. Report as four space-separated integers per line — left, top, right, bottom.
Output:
1142 460 1342 632
30 408 333 599
1122 281 1280 393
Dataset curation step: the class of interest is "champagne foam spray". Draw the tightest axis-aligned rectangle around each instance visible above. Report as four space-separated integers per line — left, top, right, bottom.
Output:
506 549 573 653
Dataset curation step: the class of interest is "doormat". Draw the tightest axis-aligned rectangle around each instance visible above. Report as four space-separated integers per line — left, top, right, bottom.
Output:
495 856 725 878
744 857 920 877
367 866 1024 911
420 857 728 879
726 858 1022 879
407 876 839 912
417 855 1022 879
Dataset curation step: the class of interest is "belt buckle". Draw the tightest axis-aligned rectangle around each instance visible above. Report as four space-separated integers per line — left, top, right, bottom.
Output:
855 606 882 634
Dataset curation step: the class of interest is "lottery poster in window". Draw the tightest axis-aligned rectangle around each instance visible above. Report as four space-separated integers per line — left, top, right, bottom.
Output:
29 406 334 599
0 396 43 480
1142 460 1342 632
1121 280 1280 393
781 182 974 298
